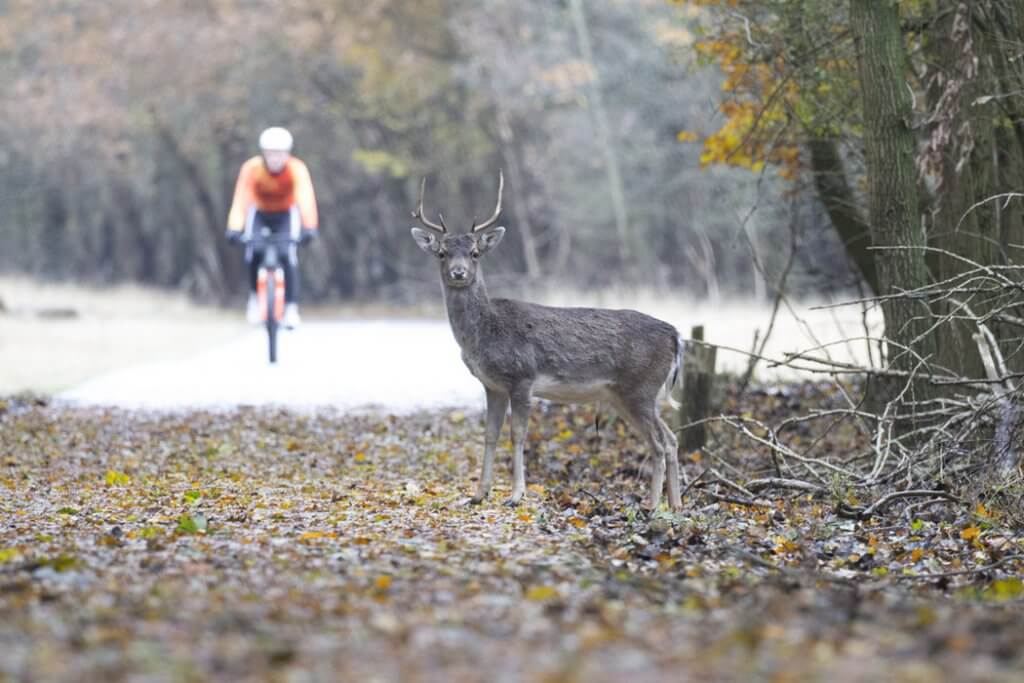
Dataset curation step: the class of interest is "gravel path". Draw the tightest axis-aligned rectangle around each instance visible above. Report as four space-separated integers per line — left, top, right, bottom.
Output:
61 321 484 411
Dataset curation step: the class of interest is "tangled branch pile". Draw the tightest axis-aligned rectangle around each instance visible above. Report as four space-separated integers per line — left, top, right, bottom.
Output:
699 246 1024 526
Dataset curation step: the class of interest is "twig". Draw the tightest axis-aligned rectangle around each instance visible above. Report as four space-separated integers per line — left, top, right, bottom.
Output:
837 489 961 520
679 466 710 502
894 554 1024 581
745 478 827 494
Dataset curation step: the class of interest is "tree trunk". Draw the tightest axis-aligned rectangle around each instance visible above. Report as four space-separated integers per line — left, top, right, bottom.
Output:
152 114 231 300
493 99 542 280
807 137 878 294
568 0 633 268
918 1 1024 378
851 0 937 404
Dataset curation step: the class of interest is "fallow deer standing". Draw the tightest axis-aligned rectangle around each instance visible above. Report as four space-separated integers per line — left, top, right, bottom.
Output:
410 172 687 510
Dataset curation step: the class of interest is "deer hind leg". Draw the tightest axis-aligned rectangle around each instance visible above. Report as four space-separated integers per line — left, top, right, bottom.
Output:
613 396 667 510
657 417 683 511
505 384 532 507
470 388 509 505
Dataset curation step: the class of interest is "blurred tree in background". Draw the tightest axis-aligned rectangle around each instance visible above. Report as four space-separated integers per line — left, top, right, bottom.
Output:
0 0 861 303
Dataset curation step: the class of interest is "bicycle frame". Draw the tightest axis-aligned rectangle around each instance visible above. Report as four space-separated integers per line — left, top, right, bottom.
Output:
243 228 298 363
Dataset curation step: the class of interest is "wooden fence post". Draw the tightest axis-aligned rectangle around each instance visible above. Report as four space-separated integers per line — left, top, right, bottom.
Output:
679 325 716 454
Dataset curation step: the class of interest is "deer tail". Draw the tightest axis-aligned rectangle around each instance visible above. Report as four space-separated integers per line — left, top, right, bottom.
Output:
664 332 686 410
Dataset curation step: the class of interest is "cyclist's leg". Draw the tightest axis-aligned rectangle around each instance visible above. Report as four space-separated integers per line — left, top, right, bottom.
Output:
284 206 301 305
245 207 261 295
265 208 300 305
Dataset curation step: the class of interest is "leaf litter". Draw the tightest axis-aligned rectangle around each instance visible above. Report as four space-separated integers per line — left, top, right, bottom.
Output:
1 385 1023 681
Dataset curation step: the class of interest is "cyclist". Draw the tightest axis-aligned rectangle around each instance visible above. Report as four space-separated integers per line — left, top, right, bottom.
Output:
225 127 318 328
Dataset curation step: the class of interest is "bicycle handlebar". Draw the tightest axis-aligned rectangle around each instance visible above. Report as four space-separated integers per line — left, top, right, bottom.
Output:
238 233 300 247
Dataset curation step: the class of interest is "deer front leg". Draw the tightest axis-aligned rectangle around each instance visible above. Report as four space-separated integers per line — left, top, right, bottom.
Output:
505 385 531 507
469 388 509 505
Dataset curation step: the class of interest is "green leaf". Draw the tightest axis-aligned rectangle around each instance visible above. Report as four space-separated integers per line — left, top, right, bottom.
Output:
351 149 408 178
177 513 208 534
47 554 77 572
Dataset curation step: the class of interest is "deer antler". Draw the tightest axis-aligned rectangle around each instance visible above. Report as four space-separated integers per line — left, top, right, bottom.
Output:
412 177 447 234
471 171 504 233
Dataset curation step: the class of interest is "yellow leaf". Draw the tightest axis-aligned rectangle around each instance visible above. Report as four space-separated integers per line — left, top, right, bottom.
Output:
960 526 981 541
354 452 367 463
0 548 19 564
374 575 392 591
910 547 923 562
525 585 559 601
975 503 990 519
105 470 131 487
527 484 546 495
676 130 699 142
986 578 1024 601
568 517 587 528
517 512 533 523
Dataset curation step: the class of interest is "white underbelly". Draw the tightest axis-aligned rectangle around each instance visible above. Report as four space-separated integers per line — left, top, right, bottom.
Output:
532 375 611 403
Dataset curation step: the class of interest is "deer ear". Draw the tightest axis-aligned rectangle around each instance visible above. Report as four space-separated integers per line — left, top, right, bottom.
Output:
410 227 441 254
477 226 505 254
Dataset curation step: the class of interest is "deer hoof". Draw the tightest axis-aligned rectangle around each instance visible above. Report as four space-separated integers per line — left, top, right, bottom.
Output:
503 496 522 508
464 495 485 507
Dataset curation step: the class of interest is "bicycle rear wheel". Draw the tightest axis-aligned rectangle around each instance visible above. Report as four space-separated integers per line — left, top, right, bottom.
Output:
266 272 278 364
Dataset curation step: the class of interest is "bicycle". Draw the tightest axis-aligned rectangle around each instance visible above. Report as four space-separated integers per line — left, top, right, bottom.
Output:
241 228 298 364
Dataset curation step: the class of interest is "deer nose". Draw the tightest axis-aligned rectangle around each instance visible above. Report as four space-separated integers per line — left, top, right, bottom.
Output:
450 267 468 280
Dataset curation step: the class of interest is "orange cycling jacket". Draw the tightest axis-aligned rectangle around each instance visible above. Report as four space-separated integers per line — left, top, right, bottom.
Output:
226 156 318 233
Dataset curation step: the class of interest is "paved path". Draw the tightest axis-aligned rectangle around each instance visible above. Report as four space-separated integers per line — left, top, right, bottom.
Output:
61 321 484 412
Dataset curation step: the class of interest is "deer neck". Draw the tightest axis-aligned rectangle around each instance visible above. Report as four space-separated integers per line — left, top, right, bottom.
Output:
443 274 492 350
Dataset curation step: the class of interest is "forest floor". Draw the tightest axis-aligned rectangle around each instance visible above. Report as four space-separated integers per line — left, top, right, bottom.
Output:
2 384 1023 682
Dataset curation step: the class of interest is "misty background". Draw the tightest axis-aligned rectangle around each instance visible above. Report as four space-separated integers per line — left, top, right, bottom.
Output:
0 0 854 306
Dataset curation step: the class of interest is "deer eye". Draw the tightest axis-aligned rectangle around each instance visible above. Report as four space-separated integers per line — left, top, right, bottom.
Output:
437 251 447 260
471 250 480 260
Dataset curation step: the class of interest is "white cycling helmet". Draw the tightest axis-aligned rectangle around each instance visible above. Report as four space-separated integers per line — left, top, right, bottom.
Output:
259 126 293 152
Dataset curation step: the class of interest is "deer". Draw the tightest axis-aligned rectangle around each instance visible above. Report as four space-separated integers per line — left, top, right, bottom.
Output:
409 172 687 511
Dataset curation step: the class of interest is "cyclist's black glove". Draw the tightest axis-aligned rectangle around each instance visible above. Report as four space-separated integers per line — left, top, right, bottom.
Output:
300 228 317 245
225 229 244 245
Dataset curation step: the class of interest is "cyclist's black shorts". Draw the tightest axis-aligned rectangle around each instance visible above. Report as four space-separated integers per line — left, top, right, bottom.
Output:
245 207 301 303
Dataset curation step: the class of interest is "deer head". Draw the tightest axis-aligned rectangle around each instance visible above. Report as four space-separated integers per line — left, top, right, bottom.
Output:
410 172 505 288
